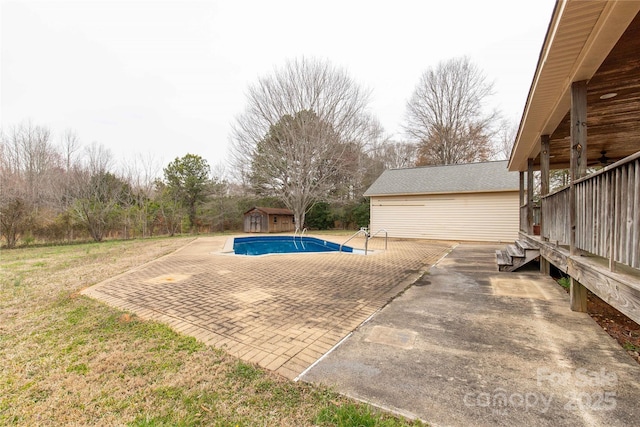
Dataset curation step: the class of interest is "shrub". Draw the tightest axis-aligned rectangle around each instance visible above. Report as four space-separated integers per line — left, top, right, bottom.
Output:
306 202 333 230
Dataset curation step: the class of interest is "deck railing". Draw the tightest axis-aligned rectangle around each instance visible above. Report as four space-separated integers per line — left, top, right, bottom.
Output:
541 186 570 245
540 152 640 270
520 203 541 234
519 204 528 233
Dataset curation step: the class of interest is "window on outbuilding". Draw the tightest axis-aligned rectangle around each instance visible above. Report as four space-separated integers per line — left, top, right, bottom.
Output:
273 216 277 223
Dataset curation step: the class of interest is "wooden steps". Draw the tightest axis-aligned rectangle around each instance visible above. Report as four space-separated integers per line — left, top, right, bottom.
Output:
496 240 540 272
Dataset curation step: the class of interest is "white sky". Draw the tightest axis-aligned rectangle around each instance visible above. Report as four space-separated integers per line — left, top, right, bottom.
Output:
1 0 556 173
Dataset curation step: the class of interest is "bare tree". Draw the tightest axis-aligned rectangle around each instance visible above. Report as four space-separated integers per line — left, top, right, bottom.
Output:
0 130 27 247
122 152 163 237
72 143 127 241
231 57 376 227
0 122 63 246
84 141 113 175
493 119 518 161
51 129 84 241
369 139 418 169
60 129 81 173
405 57 498 166
7 122 59 208
206 162 233 232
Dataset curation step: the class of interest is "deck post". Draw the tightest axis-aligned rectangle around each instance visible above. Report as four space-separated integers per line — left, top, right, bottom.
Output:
570 277 588 312
609 170 617 272
570 80 588 255
519 172 525 206
540 257 551 275
527 158 534 235
539 136 551 275
519 171 525 232
540 135 550 240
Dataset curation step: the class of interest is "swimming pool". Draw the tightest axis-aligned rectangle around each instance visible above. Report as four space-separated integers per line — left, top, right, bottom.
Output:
233 236 354 256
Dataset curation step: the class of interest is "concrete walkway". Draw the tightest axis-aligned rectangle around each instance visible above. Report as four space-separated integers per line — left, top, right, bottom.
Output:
81 235 452 379
300 243 640 426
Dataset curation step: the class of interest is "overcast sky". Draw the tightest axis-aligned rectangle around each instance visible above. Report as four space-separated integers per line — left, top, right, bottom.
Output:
1 0 556 174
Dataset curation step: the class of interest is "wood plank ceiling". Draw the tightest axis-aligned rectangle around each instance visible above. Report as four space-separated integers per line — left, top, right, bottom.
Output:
541 10 640 169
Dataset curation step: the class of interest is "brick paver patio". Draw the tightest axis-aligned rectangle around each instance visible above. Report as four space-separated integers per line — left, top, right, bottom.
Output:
82 235 453 379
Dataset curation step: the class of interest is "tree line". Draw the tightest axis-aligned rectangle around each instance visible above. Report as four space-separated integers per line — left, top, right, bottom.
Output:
1 56 515 248
0 120 411 247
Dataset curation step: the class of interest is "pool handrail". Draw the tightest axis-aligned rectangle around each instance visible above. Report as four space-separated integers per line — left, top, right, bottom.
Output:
340 228 369 254
340 228 388 255
368 229 388 250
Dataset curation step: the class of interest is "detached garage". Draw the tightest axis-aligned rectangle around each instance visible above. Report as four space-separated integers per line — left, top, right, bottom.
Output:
363 161 520 242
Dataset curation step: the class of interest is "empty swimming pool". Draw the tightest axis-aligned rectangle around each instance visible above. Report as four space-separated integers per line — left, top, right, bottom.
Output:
233 236 354 256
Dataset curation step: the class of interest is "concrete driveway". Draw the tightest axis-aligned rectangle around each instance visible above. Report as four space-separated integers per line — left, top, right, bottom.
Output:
300 243 640 426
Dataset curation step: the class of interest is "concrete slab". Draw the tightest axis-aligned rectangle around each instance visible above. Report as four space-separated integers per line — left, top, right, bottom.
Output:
365 326 418 350
300 243 640 426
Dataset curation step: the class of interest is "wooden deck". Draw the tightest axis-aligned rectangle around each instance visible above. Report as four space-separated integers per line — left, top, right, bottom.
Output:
519 232 640 326
506 3 640 329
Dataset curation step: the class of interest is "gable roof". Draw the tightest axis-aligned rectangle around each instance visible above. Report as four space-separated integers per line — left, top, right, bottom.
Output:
363 161 518 197
244 207 294 216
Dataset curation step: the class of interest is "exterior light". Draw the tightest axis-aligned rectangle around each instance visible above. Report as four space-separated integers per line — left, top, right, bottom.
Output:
599 92 617 100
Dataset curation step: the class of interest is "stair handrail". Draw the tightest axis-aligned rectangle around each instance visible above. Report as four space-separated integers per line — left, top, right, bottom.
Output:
368 229 388 250
340 228 369 254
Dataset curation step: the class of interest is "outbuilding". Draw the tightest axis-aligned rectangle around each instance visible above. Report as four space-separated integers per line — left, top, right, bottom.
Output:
363 161 520 242
243 207 295 233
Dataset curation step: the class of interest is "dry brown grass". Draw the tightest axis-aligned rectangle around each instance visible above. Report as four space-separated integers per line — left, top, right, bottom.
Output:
0 236 422 426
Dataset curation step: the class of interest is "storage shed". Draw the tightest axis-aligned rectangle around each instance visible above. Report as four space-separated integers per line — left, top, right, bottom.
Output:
363 161 520 242
243 207 295 233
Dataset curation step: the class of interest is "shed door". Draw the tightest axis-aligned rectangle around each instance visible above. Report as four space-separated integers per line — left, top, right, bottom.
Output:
250 213 262 232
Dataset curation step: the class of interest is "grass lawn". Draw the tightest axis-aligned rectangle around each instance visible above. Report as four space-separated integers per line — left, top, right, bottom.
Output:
0 235 423 426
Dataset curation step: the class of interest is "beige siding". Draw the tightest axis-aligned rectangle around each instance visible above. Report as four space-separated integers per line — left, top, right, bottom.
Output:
369 191 519 242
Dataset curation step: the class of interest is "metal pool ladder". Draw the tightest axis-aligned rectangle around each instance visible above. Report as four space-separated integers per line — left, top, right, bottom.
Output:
293 227 307 249
340 228 388 255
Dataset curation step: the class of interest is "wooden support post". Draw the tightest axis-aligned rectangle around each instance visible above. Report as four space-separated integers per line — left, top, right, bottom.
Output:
609 170 617 272
540 258 551 275
570 80 588 255
572 81 588 179
519 171 525 232
519 171 525 205
527 158 534 235
570 277 588 312
540 135 550 241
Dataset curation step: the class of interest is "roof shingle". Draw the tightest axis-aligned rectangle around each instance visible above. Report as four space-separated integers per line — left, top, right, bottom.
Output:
244 207 294 216
363 161 518 196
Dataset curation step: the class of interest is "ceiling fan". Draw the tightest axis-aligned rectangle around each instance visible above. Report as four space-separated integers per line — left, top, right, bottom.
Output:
587 150 612 167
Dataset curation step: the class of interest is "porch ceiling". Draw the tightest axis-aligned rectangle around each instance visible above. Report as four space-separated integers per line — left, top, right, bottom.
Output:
509 0 640 172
